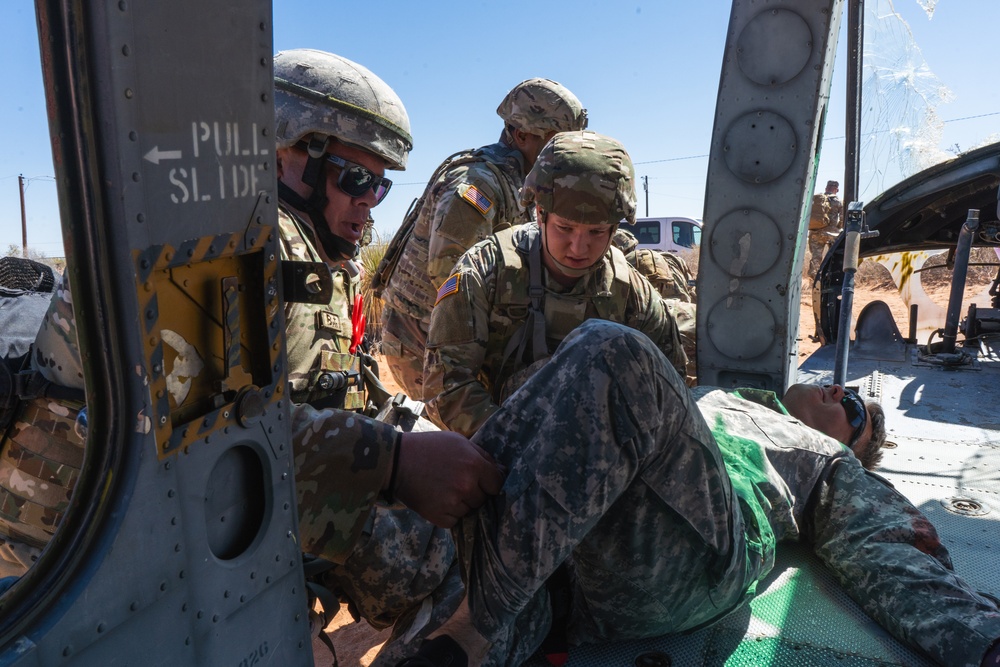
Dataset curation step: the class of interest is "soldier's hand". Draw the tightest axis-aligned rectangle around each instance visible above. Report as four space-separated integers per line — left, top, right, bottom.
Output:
391 430 505 528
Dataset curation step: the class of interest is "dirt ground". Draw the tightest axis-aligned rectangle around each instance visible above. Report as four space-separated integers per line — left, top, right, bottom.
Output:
314 271 997 666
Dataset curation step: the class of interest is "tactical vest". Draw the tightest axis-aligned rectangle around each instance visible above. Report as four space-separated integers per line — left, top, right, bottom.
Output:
0 396 85 549
278 206 368 412
377 142 526 321
490 225 634 401
0 261 86 549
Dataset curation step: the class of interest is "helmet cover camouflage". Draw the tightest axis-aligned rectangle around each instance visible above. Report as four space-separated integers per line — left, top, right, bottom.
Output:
496 78 588 136
522 131 637 226
611 227 639 255
273 49 412 170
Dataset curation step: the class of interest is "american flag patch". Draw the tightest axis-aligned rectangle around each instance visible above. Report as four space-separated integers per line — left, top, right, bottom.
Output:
435 273 461 304
460 184 493 215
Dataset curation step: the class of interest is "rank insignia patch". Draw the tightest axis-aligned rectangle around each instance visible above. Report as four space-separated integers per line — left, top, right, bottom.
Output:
435 273 461 305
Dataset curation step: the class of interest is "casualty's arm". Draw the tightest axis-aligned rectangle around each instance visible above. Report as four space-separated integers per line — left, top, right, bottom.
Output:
809 458 1000 667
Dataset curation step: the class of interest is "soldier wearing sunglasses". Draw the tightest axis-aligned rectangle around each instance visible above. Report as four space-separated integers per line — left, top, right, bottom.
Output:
273 48 410 413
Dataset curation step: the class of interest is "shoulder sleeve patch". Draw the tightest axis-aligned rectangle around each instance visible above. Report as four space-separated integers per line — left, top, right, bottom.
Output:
435 273 461 305
458 183 494 216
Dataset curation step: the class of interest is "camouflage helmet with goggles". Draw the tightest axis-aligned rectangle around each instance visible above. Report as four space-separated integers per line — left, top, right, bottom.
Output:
273 49 412 170
522 131 637 226
497 78 588 136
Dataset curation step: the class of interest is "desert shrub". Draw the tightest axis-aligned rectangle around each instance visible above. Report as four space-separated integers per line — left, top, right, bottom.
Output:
358 231 387 347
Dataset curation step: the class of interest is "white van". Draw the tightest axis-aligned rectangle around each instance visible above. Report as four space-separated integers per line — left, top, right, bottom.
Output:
619 216 702 254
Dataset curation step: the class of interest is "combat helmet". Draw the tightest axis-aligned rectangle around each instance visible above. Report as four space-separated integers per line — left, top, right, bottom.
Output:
274 49 412 170
611 228 639 255
522 130 637 226
497 78 588 136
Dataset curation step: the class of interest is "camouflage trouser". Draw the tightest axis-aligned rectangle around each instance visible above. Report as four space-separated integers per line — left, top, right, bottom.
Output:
457 319 754 666
380 306 428 400
323 503 464 667
807 232 832 278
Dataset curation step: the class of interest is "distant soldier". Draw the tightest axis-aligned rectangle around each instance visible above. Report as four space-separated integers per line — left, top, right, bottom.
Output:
825 179 844 230
806 188 837 278
423 131 688 436
374 79 589 400
611 228 698 383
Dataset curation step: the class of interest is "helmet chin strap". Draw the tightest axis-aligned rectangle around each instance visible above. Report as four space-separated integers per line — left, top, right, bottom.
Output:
539 215 615 279
278 135 359 260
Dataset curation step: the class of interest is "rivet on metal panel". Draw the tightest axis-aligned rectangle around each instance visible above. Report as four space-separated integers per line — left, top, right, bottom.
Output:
136 213 145 222
128 131 137 141
125 88 133 99
121 44 130 56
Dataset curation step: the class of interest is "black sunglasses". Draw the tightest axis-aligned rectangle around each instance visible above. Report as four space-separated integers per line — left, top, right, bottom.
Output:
841 388 868 448
297 142 392 205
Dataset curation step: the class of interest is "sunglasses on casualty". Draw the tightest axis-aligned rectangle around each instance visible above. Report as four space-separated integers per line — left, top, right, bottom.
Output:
841 388 868 448
296 142 392 205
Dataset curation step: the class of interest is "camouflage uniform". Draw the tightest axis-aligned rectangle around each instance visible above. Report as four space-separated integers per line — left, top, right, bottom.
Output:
611 228 698 382
0 274 84 576
279 205 368 411
451 319 1000 667
423 222 687 436
377 78 588 400
378 143 531 399
807 191 841 278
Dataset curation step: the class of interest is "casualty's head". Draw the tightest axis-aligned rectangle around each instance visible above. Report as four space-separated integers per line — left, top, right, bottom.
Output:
273 48 412 258
521 130 636 282
782 384 886 470
497 78 588 171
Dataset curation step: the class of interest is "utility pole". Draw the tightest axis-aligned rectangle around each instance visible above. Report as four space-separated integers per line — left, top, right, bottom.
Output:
642 175 649 217
19 174 28 257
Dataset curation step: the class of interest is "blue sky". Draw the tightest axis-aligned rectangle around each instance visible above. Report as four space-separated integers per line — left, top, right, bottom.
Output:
2 1 997 258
